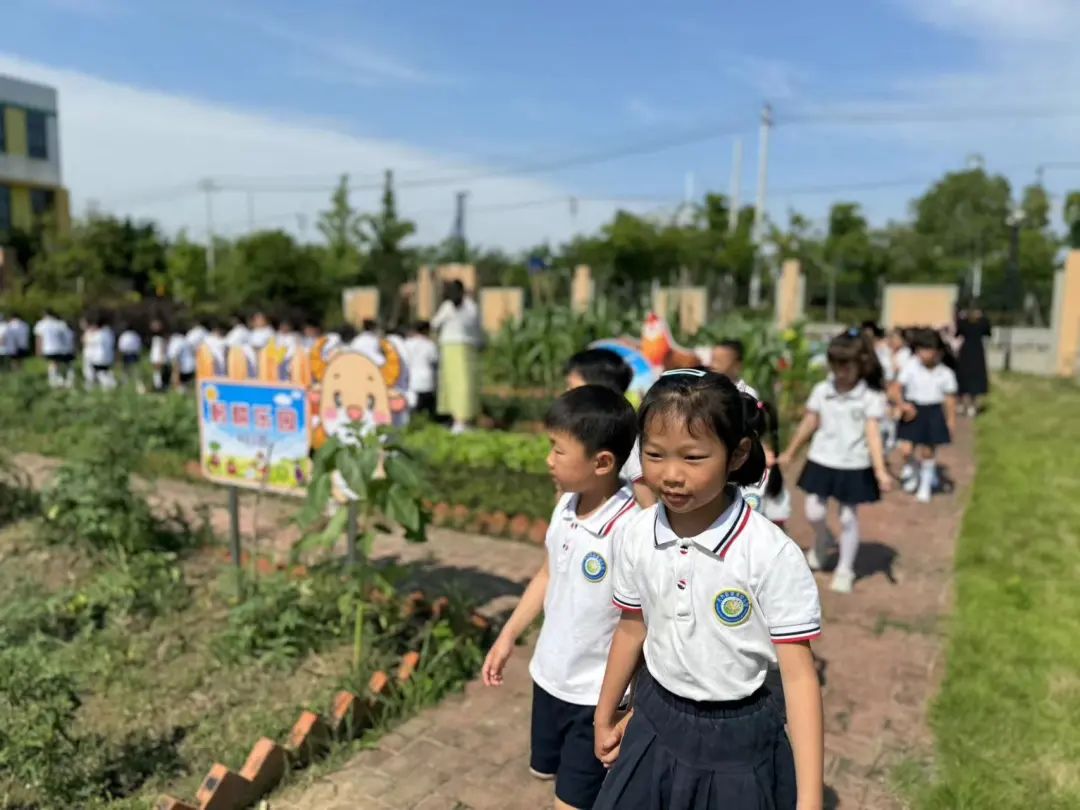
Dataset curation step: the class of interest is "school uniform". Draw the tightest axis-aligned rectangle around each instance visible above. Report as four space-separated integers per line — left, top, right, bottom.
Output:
530 483 639 810
598 493 820 810
118 330 142 366
167 334 196 385
895 361 957 447
10 318 30 358
797 379 886 505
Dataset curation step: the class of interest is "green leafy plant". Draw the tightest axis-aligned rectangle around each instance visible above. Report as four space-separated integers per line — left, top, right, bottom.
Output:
0 454 39 527
295 427 429 563
402 422 549 475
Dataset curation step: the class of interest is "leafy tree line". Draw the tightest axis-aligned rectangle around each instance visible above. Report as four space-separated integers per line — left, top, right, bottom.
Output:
0 166 1075 325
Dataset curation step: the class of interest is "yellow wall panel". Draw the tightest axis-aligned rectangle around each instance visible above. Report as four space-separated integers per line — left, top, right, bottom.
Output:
10 186 32 229
3 107 28 156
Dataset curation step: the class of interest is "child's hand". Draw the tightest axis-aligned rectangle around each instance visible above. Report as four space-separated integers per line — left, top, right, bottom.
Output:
876 469 893 493
777 451 793 468
764 447 777 468
481 635 514 687
594 710 633 767
900 403 917 422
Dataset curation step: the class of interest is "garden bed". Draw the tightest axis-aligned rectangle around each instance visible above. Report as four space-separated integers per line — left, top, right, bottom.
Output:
0 450 490 810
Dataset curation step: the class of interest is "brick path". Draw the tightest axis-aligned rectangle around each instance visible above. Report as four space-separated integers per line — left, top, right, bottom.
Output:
15 422 973 809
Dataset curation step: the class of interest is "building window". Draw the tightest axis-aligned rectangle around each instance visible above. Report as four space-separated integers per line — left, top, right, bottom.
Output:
30 188 54 218
0 186 11 234
27 110 48 160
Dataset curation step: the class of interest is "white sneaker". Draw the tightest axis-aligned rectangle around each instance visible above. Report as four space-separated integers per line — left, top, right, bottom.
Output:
806 548 823 571
529 768 555 781
903 474 919 493
830 569 855 593
916 488 932 504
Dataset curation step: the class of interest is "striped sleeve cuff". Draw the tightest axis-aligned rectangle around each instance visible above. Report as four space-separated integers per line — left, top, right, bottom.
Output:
770 623 821 643
612 593 642 612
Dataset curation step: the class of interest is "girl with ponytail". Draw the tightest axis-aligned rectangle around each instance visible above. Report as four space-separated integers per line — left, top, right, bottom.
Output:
593 369 824 810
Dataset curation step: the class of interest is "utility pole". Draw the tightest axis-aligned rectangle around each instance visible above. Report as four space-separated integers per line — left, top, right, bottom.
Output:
198 178 217 288
749 103 773 308
452 191 468 261
729 137 743 234
1004 204 1025 372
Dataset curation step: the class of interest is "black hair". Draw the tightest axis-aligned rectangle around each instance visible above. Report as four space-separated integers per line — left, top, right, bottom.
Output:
861 320 885 339
757 400 785 498
338 324 358 343
637 370 766 487
544 385 637 470
910 327 942 352
414 320 431 335
445 279 465 308
361 319 378 332
564 348 633 394
827 328 884 390
716 339 745 363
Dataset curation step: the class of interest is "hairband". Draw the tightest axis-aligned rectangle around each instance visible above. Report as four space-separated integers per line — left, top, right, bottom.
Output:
660 368 708 378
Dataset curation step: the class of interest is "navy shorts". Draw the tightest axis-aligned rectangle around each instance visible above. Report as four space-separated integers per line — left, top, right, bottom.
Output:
531 682 607 809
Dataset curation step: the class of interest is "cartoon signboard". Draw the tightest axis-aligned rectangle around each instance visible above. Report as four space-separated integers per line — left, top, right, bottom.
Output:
589 340 658 400
590 313 709 402
198 380 312 496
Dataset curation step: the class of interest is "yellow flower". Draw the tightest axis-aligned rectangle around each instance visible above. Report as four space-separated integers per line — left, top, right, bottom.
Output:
782 328 797 343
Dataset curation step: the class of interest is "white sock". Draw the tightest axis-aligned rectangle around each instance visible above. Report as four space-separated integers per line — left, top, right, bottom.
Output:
837 504 859 574
901 461 916 481
919 460 935 498
804 494 831 557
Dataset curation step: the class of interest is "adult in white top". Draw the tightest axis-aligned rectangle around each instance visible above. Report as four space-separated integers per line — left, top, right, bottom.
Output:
431 280 482 433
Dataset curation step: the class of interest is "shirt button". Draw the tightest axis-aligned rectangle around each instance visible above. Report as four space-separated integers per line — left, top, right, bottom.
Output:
676 579 687 590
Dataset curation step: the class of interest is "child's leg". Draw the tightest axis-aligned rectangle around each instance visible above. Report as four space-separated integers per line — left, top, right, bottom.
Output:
917 446 936 502
803 493 833 569
899 440 918 491
836 504 860 574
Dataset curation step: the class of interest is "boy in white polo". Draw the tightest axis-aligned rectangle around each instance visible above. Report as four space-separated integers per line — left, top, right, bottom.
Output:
482 384 639 810
592 370 823 810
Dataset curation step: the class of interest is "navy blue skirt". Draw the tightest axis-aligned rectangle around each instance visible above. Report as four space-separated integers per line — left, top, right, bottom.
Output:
797 460 880 505
896 403 951 447
593 670 796 810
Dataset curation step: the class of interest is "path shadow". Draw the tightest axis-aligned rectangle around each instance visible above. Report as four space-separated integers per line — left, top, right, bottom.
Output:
371 553 529 621
854 541 899 584
824 784 840 809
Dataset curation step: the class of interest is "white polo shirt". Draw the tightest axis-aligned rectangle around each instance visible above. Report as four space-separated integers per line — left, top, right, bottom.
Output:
897 361 957 405
620 439 643 484
805 379 887 470
34 316 67 356
530 483 639 705
612 491 821 702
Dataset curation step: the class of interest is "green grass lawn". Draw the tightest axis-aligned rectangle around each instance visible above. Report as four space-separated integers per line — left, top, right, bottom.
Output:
901 375 1080 808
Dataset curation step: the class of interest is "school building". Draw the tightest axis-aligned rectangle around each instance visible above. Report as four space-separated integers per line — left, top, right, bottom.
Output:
0 74 70 236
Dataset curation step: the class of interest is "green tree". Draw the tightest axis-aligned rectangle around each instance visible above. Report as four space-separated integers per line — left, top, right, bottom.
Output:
358 170 416 323
1065 191 1080 249
317 174 364 284
215 230 330 318
160 232 209 305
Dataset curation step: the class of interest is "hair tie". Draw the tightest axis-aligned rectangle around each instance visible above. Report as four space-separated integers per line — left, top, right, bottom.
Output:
661 368 707 378
756 400 765 410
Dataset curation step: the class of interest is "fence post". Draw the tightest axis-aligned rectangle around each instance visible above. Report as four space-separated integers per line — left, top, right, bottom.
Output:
228 487 241 567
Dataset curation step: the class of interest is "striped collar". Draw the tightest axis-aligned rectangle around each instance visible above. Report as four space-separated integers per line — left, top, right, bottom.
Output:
562 483 637 537
653 488 751 559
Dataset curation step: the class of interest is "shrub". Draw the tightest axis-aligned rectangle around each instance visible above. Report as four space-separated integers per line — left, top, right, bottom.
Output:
0 455 38 527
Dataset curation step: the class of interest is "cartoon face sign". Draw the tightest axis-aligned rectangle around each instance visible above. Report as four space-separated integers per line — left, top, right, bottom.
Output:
319 351 393 440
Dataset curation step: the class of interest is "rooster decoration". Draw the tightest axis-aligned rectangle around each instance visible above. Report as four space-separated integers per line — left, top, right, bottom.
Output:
639 312 705 370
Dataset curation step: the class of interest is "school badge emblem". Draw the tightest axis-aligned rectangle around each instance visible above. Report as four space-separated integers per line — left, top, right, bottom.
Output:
713 589 752 627
582 551 608 582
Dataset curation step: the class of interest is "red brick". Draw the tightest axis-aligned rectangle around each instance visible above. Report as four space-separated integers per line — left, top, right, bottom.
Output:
397 650 421 682
195 763 252 809
239 737 286 796
286 711 332 766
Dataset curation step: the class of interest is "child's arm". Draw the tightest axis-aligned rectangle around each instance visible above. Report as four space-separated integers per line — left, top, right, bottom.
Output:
481 553 550 687
778 411 819 466
865 418 891 492
776 641 824 810
594 612 646 764
943 393 957 434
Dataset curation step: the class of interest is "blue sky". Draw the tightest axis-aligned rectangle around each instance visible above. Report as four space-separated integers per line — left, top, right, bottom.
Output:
4 0 1080 248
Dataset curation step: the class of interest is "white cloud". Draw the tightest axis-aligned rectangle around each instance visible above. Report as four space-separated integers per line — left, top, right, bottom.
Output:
625 97 663 125
236 12 448 87
899 0 1080 43
0 52 641 250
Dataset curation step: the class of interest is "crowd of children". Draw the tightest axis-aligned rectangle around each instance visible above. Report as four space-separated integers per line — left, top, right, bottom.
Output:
484 322 964 810
0 309 442 411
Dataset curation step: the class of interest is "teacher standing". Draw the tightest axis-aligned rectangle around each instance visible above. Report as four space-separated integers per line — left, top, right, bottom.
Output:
955 306 991 417
432 280 482 434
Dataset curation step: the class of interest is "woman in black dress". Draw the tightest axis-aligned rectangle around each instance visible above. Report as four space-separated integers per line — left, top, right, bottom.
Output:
955 307 991 416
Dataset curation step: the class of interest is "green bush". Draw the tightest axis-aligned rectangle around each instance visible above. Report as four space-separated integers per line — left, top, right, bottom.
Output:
425 465 553 519
40 435 195 554
0 455 39 527
479 391 550 428
403 423 549 475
